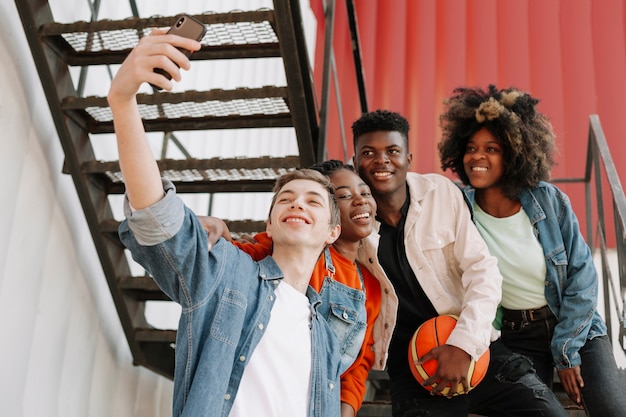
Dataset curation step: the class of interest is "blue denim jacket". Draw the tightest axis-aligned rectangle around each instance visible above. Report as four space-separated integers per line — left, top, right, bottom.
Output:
462 182 607 370
119 180 341 417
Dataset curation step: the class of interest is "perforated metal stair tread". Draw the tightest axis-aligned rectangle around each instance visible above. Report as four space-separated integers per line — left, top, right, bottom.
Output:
62 87 292 133
82 155 300 193
40 10 280 65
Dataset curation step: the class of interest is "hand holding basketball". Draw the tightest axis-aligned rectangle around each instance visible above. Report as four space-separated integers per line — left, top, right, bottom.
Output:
408 315 490 397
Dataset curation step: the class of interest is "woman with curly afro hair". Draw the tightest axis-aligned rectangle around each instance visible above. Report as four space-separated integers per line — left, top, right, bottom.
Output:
438 85 626 416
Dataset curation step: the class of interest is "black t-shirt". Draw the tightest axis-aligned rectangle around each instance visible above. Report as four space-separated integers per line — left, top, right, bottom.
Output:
376 188 438 388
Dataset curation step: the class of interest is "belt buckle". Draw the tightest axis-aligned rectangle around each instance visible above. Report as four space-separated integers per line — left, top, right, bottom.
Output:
528 308 536 321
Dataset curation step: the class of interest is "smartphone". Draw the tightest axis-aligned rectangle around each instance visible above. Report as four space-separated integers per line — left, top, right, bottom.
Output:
152 14 207 87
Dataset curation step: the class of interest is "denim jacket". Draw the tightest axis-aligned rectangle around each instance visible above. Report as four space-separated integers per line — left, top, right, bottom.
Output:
462 182 607 370
119 180 341 417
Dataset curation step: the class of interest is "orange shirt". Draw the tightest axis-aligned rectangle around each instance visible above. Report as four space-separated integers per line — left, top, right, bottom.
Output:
234 232 382 412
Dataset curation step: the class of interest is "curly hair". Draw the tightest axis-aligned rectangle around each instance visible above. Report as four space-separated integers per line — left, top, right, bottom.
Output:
351 109 410 150
437 85 557 199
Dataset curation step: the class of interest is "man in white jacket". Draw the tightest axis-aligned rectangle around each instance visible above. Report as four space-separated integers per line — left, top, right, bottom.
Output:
352 109 567 417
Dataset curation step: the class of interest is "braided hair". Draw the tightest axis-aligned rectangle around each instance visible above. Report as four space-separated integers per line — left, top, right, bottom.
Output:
310 159 355 176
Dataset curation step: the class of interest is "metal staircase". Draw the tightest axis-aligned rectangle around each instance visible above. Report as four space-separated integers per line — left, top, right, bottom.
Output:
16 0 322 379
18 2 625 417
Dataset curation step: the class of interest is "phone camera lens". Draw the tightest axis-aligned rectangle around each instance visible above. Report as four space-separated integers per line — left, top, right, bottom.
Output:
176 17 184 28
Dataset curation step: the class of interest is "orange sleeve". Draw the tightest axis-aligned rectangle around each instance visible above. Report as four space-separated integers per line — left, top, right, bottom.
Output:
232 231 273 261
339 266 382 411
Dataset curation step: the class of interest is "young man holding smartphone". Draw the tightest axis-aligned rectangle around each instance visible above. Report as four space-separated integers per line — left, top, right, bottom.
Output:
108 28 343 417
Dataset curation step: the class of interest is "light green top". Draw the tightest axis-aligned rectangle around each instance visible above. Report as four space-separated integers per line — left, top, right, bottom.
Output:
473 202 547 311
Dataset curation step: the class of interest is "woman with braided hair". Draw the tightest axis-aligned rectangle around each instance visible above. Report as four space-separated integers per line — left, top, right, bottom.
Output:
438 85 626 416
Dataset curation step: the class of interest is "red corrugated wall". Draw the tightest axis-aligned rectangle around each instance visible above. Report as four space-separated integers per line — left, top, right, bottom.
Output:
311 0 626 246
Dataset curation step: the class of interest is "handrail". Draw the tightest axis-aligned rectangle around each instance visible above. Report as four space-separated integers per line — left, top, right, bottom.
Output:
317 0 369 162
585 115 626 352
317 0 337 161
345 0 368 114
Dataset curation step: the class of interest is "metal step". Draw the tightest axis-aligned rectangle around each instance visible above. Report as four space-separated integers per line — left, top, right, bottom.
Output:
135 329 176 343
357 402 392 417
103 218 266 251
119 276 169 301
81 155 300 194
62 87 293 134
39 11 281 66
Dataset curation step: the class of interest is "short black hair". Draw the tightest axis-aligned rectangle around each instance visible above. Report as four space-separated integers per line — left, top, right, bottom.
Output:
351 109 410 151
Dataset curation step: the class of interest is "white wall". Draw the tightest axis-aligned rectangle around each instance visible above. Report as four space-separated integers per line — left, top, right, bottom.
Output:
0 1 316 416
0 2 174 416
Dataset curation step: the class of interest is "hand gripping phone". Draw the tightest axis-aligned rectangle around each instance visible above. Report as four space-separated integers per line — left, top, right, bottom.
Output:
152 14 207 87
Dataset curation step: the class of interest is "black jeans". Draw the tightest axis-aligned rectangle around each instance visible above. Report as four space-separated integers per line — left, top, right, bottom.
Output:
501 307 557 387
390 339 568 417
502 315 626 417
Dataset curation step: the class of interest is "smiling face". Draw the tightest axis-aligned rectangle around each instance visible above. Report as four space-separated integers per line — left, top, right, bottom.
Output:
329 168 377 243
267 178 340 249
463 127 505 191
353 130 412 200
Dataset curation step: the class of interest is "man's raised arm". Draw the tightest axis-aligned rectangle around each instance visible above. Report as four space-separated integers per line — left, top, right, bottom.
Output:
107 29 201 209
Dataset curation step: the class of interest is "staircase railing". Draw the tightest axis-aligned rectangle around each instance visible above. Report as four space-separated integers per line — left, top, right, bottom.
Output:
553 115 626 354
317 0 368 162
583 115 626 352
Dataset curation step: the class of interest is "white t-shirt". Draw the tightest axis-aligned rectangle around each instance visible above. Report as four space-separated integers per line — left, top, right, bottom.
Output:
229 281 312 417
474 203 548 310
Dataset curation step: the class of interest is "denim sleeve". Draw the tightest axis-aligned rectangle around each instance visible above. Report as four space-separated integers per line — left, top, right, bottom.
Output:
548 187 598 369
119 179 217 306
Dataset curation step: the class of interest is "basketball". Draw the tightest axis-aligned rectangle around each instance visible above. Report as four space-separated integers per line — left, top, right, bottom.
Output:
408 314 490 396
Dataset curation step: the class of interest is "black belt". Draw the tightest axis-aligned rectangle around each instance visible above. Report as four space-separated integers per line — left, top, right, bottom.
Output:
501 305 553 322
